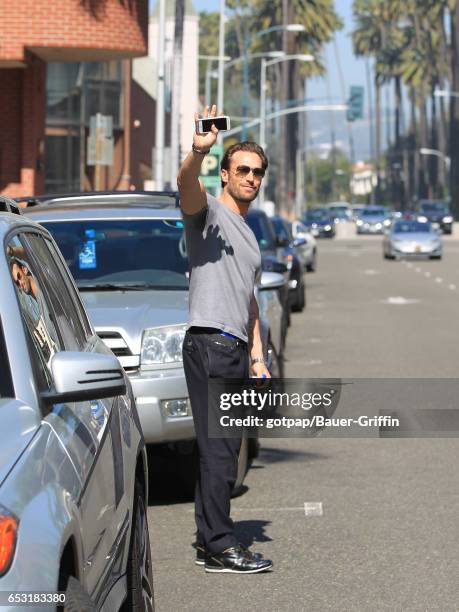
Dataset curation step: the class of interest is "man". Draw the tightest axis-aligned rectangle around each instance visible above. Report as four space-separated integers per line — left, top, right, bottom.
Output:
178 104 273 574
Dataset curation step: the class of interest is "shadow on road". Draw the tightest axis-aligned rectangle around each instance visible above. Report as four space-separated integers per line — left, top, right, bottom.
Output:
259 446 327 464
234 519 273 548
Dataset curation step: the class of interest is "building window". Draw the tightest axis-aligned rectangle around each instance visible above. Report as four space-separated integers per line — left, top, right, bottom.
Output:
45 61 123 193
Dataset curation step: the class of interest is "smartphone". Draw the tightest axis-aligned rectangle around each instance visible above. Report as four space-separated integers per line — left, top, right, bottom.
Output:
195 115 231 133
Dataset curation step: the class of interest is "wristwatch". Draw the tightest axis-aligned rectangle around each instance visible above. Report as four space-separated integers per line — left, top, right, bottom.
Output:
251 357 266 366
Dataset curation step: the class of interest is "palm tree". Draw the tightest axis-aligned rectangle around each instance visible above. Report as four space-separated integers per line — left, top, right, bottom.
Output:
252 0 343 214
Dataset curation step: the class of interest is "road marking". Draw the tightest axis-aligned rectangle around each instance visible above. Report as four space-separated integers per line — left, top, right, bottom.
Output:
449 284 456 290
415 267 422 272
304 359 323 366
306 338 323 344
363 269 381 275
382 296 420 305
192 506 305 513
424 272 431 278
406 263 413 268
435 277 443 284
304 502 323 517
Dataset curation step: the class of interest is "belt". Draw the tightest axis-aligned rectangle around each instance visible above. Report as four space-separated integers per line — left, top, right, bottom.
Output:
188 326 246 344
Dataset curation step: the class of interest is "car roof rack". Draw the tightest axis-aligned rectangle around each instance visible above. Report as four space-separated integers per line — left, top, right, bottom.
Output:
0 196 22 216
15 190 180 208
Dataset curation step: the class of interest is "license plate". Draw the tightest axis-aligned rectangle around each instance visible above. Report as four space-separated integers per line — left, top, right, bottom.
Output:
415 245 422 253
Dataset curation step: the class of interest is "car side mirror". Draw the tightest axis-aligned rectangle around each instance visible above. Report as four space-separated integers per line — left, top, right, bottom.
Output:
258 271 286 291
41 351 126 404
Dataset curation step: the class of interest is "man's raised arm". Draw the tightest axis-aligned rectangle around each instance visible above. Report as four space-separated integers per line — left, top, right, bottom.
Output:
177 104 220 215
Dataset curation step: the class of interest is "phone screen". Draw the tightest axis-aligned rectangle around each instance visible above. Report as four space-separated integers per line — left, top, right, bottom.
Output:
198 117 229 132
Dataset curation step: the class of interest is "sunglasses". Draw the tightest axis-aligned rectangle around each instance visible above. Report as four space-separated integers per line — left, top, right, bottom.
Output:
233 165 266 179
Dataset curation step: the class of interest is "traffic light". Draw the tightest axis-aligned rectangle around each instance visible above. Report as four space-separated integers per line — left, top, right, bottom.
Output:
347 86 364 122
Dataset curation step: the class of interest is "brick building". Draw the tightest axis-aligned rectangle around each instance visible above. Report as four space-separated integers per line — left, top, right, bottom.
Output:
0 0 148 197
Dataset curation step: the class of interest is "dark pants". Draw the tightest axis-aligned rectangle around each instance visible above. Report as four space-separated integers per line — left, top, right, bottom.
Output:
182 327 249 554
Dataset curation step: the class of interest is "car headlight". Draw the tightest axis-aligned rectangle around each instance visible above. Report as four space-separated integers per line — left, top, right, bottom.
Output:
443 216 453 223
356 220 363 226
375 223 382 229
383 219 391 226
324 224 332 231
141 324 187 365
418 215 428 223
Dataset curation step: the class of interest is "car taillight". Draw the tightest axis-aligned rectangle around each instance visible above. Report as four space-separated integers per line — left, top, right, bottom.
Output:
0 508 18 576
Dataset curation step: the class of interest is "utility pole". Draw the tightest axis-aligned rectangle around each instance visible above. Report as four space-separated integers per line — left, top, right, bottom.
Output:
154 0 165 190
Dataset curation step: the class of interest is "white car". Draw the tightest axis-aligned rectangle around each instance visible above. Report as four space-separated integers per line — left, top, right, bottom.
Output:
291 220 317 272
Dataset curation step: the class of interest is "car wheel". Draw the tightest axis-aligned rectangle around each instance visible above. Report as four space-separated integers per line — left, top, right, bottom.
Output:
430 255 442 260
62 577 96 612
122 481 154 612
291 280 305 312
267 339 284 378
306 252 317 272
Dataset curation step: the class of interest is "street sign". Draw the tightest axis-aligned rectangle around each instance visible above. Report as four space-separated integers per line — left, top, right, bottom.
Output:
347 86 364 122
199 144 223 189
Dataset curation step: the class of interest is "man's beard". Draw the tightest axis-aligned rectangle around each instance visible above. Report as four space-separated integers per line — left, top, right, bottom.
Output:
228 183 260 203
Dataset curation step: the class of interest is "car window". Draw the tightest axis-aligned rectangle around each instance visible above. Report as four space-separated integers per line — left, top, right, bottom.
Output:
41 219 188 290
7 235 63 391
22 234 89 350
393 221 432 233
271 218 291 242
246 214 277 250
0 319 14 398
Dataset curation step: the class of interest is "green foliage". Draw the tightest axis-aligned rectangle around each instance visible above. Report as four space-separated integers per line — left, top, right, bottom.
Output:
306 150 352 204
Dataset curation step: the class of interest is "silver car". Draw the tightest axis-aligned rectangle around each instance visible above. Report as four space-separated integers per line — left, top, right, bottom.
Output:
383 219 443 260
26 192 285 487
0 198 153 611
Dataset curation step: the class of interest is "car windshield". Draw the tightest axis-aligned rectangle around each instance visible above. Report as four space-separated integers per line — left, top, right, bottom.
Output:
246 214 277 250
42 219 189 290
305 209 329 221
328 206 348 217
419 201 448 213
393 221 432 234
361 208 387 216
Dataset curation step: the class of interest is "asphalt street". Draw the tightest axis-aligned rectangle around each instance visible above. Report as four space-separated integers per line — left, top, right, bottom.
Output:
147 225 459 612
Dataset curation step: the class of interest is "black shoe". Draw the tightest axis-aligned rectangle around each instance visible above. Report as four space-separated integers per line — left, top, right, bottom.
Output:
205 545 273 574
196 543 262 566
195 544 206 566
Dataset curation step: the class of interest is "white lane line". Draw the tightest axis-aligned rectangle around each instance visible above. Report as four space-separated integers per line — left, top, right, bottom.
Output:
406 263 413 268
304 502 323 517
382 296 420 305
449 284 456 290
424 271 431 278
435 277 443 284
415 267 422 273
306 338 323 344
303 359 323 366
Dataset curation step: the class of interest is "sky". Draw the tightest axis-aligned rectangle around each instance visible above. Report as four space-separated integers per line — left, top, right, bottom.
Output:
149 0 377 158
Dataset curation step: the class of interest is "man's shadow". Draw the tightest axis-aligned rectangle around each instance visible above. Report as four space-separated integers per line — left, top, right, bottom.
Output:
234 519 272 548
192 224 234 267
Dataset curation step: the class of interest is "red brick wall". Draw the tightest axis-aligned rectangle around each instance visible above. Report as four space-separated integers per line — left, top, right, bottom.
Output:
0 55 46 197
0 0 148 63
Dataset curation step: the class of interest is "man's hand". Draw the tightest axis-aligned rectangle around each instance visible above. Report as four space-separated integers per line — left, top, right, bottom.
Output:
193 104 220 151
251 360 271 379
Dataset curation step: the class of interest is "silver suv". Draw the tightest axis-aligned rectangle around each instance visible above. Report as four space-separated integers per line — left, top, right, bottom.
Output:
0 198 153 611
25 192 285 490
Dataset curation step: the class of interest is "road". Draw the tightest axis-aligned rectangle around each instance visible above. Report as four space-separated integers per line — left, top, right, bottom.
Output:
147 227 459 612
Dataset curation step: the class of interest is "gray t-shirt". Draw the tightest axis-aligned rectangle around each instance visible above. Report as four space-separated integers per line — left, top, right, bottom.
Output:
182 193 261 342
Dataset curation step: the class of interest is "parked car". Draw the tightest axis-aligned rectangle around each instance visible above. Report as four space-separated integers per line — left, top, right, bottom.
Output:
0 197 154 611
269 215 306 312
303 208 336 238
290 220 317 272
25 191 283 491
383 219 443 260
417 199 453 234
356 206 392 234
245 209 291 344
323 202 352 223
